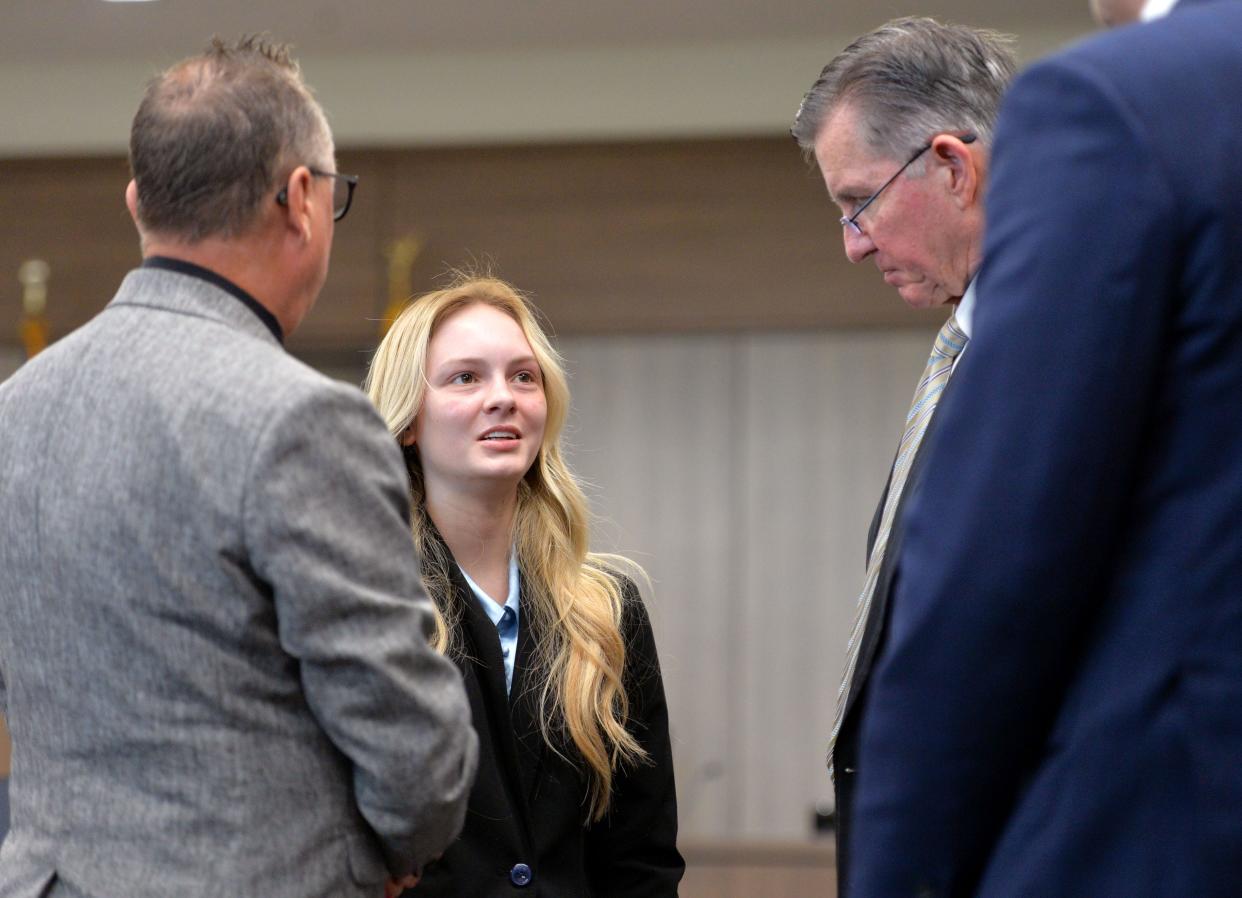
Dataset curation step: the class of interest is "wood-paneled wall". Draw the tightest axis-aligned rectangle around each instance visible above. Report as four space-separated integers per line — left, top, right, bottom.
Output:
0 138 940 357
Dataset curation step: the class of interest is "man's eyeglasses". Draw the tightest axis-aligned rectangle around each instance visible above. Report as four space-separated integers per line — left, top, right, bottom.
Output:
840 133 976 237
276 168 359 222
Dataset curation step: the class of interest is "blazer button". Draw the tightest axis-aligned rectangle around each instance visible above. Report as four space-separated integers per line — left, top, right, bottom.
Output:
509 863 533 887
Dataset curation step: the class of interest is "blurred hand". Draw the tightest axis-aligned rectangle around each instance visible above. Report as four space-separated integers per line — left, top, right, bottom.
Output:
384 873 420 897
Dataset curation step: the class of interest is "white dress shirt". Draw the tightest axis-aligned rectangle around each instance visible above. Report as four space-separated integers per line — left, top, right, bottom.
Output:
950 278 977 371
1142 0 1179 21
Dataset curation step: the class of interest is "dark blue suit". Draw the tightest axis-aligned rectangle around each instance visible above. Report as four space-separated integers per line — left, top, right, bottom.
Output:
850 1 1242 895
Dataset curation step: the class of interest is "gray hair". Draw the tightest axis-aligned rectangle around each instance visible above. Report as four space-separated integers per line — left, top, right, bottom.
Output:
129 35 333 243
791 17 1016 162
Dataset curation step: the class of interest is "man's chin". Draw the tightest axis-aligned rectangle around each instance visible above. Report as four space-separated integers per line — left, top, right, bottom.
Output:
897 288 936 311
897 283 958 312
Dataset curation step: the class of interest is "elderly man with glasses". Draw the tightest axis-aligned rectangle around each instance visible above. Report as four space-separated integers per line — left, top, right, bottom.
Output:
0 37 477 898
789 17 1015 897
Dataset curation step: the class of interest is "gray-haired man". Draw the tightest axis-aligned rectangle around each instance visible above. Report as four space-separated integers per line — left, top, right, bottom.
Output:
0 37 476 898
791 18 1015 895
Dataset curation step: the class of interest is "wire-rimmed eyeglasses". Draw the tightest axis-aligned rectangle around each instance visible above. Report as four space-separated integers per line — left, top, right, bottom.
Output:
840 133 976 237
276 168 359 222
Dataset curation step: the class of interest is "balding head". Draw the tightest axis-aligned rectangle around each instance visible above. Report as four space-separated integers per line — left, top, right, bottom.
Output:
128 36 333 244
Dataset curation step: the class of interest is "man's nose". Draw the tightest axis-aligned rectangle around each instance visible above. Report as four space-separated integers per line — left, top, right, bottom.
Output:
843 226 876 264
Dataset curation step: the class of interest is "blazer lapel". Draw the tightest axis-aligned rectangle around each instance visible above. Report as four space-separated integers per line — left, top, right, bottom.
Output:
447 565 536 835
508 573 550 808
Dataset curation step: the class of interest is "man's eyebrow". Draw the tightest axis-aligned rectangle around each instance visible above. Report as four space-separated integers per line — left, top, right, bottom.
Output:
830 187 867 206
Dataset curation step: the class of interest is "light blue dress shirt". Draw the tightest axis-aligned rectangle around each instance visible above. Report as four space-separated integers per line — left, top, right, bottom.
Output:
459 552 521 694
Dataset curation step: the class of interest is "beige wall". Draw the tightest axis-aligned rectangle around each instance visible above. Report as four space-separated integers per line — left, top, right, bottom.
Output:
0 27 1085 159
561 328 934 839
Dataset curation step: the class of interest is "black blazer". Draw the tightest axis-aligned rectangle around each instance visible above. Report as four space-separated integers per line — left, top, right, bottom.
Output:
416 554 684 897
832 369 959 896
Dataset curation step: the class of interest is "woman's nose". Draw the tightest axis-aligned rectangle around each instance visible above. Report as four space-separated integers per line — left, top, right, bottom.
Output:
484 375 516 411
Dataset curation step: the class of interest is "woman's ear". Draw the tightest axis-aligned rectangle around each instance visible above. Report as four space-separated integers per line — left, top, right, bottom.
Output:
399 426 417 447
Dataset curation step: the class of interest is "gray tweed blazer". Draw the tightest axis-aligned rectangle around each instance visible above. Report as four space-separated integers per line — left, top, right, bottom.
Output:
0 264 477 898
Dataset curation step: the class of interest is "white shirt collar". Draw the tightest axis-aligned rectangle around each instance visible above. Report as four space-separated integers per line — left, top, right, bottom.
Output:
955 278 977 340
459 550 520 626
1142 0 1179 21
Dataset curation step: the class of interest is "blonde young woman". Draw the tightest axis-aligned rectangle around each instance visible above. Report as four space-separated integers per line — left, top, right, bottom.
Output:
365 277 683 897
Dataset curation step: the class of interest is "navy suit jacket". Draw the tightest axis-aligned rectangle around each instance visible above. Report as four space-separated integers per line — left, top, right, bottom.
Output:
851 1 1242 895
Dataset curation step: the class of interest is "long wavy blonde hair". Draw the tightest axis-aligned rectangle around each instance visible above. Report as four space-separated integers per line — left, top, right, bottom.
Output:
364 275 646 819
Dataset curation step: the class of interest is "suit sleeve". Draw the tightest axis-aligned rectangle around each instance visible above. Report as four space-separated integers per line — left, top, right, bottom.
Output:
583 581 685 897
243 380 478 877
849 55 1177 895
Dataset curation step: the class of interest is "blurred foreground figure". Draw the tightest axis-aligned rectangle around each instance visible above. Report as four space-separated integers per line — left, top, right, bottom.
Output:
0 36 476 898
852 0 1242 894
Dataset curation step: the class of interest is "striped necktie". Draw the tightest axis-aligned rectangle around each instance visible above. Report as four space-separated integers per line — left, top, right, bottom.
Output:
827 313 968 780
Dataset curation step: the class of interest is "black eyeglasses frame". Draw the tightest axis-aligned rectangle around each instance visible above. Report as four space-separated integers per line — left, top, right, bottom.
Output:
276 168 359 222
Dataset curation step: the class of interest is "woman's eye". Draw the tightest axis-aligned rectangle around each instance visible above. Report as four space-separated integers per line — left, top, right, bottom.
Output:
450 372 476 385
